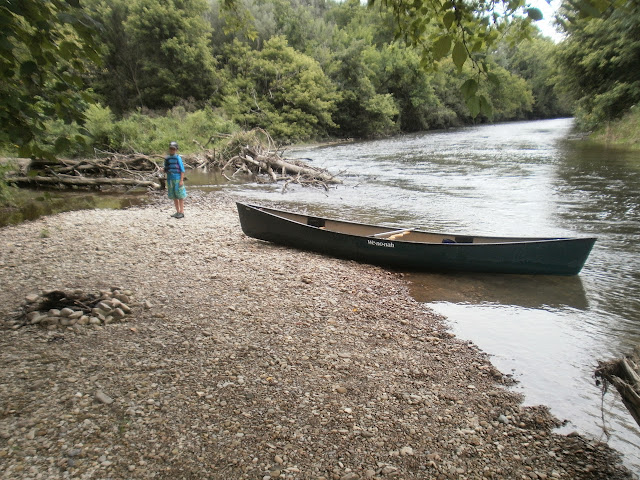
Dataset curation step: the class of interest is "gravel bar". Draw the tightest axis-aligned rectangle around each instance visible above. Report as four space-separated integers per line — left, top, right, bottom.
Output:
0 192 632 479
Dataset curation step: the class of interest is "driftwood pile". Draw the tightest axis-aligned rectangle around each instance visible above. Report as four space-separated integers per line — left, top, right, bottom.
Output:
595 346 640 428
215 144 342 192
6 130 341 192
7 155 163 190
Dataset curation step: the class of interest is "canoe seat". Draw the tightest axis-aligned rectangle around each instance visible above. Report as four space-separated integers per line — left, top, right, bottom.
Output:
370 228 415 239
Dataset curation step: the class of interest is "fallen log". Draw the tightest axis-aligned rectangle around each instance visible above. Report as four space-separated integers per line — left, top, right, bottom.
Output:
259 154 341 184
595 346 640 428
8 175 161 190
236 145 341 187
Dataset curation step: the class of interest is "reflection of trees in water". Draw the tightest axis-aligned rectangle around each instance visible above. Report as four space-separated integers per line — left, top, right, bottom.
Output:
0 193 147 227
551 141 640 347
553 142 640 234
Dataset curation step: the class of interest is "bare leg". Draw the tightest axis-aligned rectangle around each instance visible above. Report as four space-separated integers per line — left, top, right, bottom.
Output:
178 199 184 214
173 199 180 213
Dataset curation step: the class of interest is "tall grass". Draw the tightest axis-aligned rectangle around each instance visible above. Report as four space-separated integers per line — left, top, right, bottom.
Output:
591 106 640 150
84 104 238 156
1 104 239 159
0 161 16 205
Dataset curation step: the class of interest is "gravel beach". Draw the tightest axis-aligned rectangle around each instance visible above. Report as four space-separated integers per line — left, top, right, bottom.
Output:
0 192 633 479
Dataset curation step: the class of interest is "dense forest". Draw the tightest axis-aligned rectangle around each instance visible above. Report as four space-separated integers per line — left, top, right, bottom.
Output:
0 0 638 159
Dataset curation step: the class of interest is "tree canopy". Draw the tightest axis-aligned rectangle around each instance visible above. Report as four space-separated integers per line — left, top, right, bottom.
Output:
1 0 636 157
555 0 640 129
0 0 100 158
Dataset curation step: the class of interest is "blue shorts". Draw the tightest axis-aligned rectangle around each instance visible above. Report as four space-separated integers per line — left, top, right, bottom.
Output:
167 179 187 200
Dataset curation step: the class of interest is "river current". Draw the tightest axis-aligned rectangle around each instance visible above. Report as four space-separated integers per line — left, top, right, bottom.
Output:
220 118 640 473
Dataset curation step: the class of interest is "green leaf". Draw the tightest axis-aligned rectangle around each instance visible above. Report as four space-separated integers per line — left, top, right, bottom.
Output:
574 0 604 17
433 35 452 60
466 94 481 118
443 11 455 29
471 40 484 52
461 78 478 98
479 94 493 119
526 8 543 21
452 42 467 70
487 72 500 85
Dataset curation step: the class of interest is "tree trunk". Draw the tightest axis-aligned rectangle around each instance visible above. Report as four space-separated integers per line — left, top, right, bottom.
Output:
8 175 161 189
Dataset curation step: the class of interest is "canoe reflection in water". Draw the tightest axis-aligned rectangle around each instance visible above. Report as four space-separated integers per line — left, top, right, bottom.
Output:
406 272 589 311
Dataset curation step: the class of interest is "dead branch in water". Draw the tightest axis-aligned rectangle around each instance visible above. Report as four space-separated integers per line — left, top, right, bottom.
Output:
595 346 640 428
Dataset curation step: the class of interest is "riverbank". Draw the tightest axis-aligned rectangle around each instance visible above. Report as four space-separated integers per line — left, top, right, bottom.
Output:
589 107 640 151
0 192 632 479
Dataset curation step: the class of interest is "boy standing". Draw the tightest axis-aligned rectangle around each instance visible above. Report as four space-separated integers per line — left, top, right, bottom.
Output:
164 141 186 218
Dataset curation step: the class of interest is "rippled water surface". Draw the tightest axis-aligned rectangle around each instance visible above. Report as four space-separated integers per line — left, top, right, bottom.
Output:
222 118 640 472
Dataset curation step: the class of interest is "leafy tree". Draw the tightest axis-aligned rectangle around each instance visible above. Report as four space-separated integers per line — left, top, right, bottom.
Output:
365 43 457 131
556 0 640 129
0 0 101 158
326 39 399 138
221 36 340 140
366 0 546 116
209 0 333 54
483 64 534 121
86 0 221 113
495 35 572 119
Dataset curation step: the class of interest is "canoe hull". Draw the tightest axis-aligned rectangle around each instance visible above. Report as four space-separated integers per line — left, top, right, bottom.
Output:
236 203 596 275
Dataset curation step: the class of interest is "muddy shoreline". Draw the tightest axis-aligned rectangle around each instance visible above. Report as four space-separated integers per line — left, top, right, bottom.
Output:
0 192 632 479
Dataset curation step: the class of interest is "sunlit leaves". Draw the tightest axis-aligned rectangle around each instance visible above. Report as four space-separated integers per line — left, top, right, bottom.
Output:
221 37 340 140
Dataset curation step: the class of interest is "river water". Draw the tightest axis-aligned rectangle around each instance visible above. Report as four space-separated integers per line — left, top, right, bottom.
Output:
219 118 640 472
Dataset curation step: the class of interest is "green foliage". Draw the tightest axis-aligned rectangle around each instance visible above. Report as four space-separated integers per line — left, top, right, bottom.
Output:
0 0 101 158
0 162 17 205
99 106 237 154
221 37 340 141
0 0 591 156
483 66 534 121
590 105 640 150
556 0 640 130
364 43 456 131
85 0 221 113
368 0 545 117
33 104 237 156
494 35 573 119
326 40 399 138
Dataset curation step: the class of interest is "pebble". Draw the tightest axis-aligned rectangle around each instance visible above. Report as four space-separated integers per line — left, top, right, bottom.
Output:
95 390 114 405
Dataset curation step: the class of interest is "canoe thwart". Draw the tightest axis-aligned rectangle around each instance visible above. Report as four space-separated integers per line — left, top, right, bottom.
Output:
370 228 415 239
